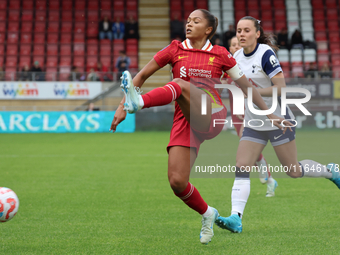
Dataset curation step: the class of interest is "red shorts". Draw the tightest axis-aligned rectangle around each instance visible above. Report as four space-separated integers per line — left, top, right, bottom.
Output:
167 100 227 154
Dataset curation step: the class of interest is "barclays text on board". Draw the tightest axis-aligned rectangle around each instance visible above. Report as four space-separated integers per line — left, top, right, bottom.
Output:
0 111 135 133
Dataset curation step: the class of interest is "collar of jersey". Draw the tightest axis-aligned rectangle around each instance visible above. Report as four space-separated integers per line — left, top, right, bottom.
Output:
182 39 213 51
243 43 260 57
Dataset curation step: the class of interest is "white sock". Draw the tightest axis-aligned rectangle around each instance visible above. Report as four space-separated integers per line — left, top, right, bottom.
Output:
256 156 267 168
138 95 144 108
202 205 213 217
267 176 273 184
300 160 332 178
231 178 250 219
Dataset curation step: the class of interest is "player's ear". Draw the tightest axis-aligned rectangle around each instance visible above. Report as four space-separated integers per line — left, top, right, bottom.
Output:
205 26 213 37
256 30 260 39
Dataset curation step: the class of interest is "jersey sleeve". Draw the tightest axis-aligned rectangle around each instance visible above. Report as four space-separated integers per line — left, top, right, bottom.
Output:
153 40 179 68
261 49 282 79
221 49 244 80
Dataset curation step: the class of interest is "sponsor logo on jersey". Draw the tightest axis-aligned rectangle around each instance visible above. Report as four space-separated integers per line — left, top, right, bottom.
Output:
208 57 215 65
269 55 279 68
188 68 212 78
180 66 187 78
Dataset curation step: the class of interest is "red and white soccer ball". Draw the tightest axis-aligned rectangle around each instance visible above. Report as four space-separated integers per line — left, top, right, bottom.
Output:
0 187 19 222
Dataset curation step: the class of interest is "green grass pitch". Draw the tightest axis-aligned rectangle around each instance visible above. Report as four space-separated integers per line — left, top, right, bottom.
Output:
0 130 339 254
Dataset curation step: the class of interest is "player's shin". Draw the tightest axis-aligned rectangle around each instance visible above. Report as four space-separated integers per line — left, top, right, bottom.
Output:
299 159 332 178
231 167 250 218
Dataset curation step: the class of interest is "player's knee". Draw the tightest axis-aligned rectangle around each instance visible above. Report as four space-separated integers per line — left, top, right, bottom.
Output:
172 78 188 91
168 174 187 193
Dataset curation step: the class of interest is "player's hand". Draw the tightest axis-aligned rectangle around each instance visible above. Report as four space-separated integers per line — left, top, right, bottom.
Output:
110 104 127 133
267 114 294 134
236 114 244 121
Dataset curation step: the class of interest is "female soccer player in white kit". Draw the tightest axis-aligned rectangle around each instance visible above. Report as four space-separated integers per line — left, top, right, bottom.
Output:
216 16 340 233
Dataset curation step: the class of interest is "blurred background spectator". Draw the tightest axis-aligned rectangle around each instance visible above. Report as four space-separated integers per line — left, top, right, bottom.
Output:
95 62 113 81
19 65 31 81
170 13 185 41
0 66 4 81
223 24 236 49
125 15 140 40
305 62 318 78
87 102 100 111
116 50 130 80
31 61 44 81
291 29 304 49
112 17 125 40
69 66 85 81
99 16 113 41
87 68 99 81
320 63 332 78
277 27 289 49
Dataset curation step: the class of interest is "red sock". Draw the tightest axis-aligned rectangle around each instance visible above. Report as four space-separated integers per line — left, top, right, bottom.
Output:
174 182 208 214
257 154 263 161
142 81 182 109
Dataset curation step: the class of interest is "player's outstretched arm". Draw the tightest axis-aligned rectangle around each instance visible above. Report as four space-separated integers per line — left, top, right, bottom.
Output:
256 72 286 97
110 58 162 132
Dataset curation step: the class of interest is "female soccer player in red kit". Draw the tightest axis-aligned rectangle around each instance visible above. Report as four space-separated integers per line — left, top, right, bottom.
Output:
111 9 291 244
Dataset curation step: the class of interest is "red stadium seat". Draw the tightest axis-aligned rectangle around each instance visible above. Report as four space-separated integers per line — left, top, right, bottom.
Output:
0 0 7 10
9 0 20 9
47 44 58 56
235 10 246 22
75 11 86 22
275 21 287 32
0 22 5 32
235 1 246 9
87 22 98 37
73 43 85 56
34 22 46 33
100 56 111 68
45 67 58 81
170 0 181 11
62 0 73 10
60 44 71 55
0 33 4 43
87 39 98 44
7 21 19 32
48 10 59 21
5 67 17 80
273 0 285 9
59 56 71 66
196 1 207 9
330 43 340 54
61 10 72 21
73 33 85 43
101 0 111 10
0 10 5 21
261 10 272 21
247 0 259 10
129 56 138 69
317 54 329 66
126 0 137 10
87 44 98 55
19 56 31 67
7 32 18 43
114 11 125 22
73 56 85 67
328 20 339 32
313 9 325 20
274 10 286 21
35 10 46 22
21 10 33 21
261 21 273 32
6 44 18 55
19 44 31 56
47 33 59 43
88 10 99 21
101 39 111 45
48 0 60 10
0 55 3 66
8 10 20 21
329 32 340 43
86 56 98 68
47 22 59 33
60 33 72 43
114 0 125 10
46 56 58 67
248 10 259 19
326 0 337 8
311 0 324 8
21 33 32 43
113 45 125 56
21 22 33 32
33 44 45 56
75 0 85 10
126 38 138 45
315 32 327 42
61 22 72 33
36 0 46 11
314 20 326 32
59 66 71 81
32 56 45 68
74 22 85 34
0 44 4 55
88 1 98 10
101 10 112 19
260 0 272 10
171 11 182 21
326 9 338 20
6 56 18 67
100 44 111 56
183 0 194 10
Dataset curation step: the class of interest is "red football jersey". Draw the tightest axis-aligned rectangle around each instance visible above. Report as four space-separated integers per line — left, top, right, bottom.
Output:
154 39 237 100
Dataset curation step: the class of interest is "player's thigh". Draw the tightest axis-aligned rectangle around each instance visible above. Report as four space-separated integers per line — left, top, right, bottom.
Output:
273 140 299 167
168 146 197 184
236 140 266 169
174 78 212 132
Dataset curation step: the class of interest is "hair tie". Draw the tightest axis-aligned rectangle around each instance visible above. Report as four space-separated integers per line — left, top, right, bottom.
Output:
257 20 261 24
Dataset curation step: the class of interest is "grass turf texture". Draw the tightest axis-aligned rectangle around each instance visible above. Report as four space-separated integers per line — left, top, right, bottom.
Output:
0 130 339 254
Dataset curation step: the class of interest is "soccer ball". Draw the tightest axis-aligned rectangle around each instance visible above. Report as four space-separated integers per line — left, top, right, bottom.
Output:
0 187 19 222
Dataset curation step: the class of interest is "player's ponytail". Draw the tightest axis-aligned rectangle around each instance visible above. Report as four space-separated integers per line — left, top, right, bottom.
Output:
198 9 218 40
240 16 279 52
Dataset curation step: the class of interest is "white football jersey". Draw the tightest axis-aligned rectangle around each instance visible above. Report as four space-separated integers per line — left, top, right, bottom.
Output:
233 43 294 131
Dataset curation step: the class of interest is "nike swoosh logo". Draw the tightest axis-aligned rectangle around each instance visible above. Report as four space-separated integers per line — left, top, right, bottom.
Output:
178 56 188 60
274 134 283 140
